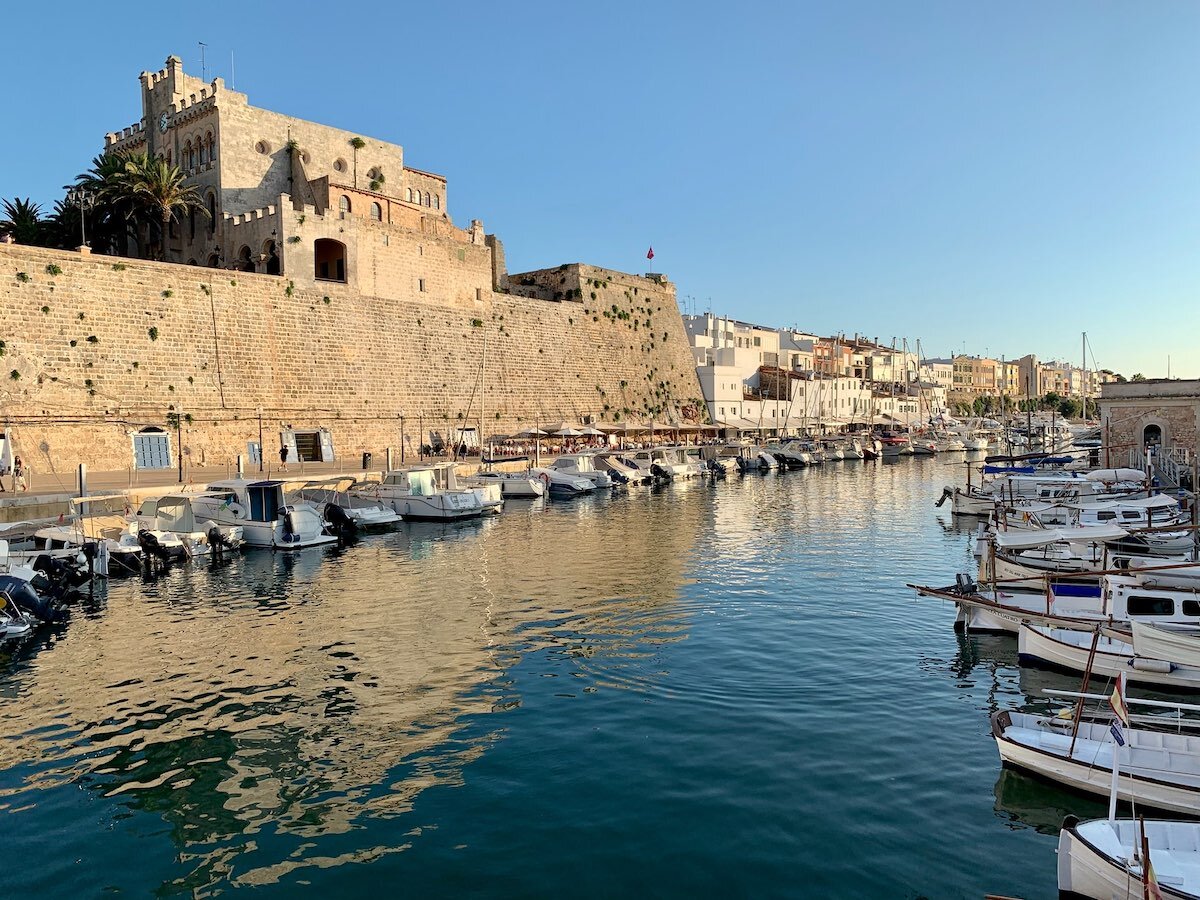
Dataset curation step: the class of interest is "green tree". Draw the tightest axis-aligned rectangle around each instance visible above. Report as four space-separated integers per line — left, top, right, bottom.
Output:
349 136 366 189
68 152 142 255
0 197 45 244
116 153 208 260
1131 373 1146 382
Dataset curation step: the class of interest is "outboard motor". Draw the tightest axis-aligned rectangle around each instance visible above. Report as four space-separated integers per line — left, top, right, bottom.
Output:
324 503 358 540
31 553 90 600
281 509 300 544
707 458 726 479
935 486 954 508
0 574 66 623
954 573 978 595
206 525 231 557
650 462 673 482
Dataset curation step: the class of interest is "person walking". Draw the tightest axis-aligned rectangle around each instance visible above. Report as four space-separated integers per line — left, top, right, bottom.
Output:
13 455 26 492
279 444 289 472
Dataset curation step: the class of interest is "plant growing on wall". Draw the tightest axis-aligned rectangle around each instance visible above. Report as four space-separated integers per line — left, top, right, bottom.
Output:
148 326 159 341
9 370 19 380
41 306 49 314
112 263 126 271
349 137 366 188
162 289 172 298
287 235 301 244
15 272 29 283
45 264 62 276
86 335 99 343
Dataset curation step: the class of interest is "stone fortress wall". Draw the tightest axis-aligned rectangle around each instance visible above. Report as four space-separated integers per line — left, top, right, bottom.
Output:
0 243 704 474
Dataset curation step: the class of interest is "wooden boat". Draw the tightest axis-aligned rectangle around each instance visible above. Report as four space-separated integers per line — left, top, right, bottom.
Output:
991 707 1200 815
1017 624 1200 691
1058 816 1200 898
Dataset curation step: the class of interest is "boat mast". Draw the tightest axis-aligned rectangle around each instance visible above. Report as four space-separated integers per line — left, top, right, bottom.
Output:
480 331 487 464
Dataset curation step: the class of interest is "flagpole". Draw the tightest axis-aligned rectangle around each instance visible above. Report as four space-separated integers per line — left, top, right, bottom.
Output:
1108 671 1127 823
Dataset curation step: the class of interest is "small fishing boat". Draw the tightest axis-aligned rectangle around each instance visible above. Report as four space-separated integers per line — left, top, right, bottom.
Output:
547 454 615 489
1017 624 1200 691
1058 816 1200 899
991 707 1200 815
0 580 35 640
911 572 1200 634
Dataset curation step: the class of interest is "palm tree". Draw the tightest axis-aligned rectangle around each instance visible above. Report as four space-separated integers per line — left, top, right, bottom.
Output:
0 198 45 244
349 136 366 189
70 153 138 255
117 153 208 260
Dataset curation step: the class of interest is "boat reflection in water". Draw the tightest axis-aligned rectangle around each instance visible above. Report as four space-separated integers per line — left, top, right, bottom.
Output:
0 488 703 894
992 767 1108 836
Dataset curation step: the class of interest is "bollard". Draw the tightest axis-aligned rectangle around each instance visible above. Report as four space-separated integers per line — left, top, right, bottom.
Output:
77 463 88 498
236 454 245 478
385 448 393 472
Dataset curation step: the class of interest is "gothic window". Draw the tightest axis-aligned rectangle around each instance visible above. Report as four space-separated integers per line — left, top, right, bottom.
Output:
424 192 431 207
314 239 347 282
433 194 440 210
206 132 215 162
185 141 193 169
189 205 196 240
207 191 216 235
406 188 413 203
370 202 382 222
199 139 208 165
339 195 351 219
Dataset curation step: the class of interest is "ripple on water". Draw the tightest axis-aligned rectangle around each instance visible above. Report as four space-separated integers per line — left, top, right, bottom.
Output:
0 460 1063 898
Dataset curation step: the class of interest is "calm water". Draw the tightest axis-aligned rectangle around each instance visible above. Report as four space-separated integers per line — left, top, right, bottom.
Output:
0 459 1097 898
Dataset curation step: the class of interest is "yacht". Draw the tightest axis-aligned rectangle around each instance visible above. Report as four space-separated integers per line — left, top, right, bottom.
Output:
463 470 547 498
190 480 336 550
367 468 485 520
547 453 615 488
136 493 245 556
289 477 402 530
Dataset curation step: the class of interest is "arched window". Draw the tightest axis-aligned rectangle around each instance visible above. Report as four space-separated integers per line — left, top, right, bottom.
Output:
207 191 216 235
424 192 431 207
433 194 440 210
207 253 220 268
198 140 207 165
314 239 347 283
236 245 254 272
206 132 215 162
370 202 382 222
339 195 351 219
263 239 280 275
189 205 196 240
406 188 413 203
185 141 193 169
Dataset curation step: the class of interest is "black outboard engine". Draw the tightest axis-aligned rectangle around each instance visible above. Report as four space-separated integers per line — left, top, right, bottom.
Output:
650 462 673 482
935 486 954 508
0 574 66 623
954 573 978 595
207 525 231 557
605 467 630 486
324 503 358 540
707 459 726 478
31 553 90 600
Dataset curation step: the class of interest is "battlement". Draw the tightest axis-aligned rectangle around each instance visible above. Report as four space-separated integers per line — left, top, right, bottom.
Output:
224 203 279 227
105 121 147 146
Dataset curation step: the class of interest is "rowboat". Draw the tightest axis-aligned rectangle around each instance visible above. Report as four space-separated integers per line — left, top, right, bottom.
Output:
1017 624 1200 692
1058 816 1200 898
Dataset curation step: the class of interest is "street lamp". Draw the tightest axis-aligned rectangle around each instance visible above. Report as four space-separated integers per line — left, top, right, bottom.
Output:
65 187 95 250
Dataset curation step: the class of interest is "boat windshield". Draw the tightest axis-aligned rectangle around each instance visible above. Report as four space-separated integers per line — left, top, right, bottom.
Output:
409 470 437 497
247 484 284 521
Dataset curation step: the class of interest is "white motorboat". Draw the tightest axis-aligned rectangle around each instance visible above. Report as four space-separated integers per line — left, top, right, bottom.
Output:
136 493 245 556
429 462 503 514
1059 817 1200 900
992 708 1200 815
464 470 547 498
820 441 846 462
529 466 596 496
941 468 1151 517
289 477 402 530
625 447 690 480
367 468 485 520
1017 624 1200 691
595 454 648 484
31 494 148 575
547 453 615 489
190 480 336 550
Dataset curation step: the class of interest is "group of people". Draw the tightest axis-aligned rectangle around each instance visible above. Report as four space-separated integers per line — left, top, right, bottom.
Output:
1 454 27 492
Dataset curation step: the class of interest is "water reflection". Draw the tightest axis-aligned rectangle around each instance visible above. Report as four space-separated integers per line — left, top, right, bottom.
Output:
0 487 703 893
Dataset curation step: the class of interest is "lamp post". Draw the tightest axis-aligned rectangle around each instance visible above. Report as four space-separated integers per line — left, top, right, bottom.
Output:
176 406 184 483
257 406 264 473
65 187 95 250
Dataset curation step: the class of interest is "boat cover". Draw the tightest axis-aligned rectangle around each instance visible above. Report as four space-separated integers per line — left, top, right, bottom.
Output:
993 523 1130 549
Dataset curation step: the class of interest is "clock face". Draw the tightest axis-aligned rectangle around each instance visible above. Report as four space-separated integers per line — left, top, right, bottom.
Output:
158 112 170 133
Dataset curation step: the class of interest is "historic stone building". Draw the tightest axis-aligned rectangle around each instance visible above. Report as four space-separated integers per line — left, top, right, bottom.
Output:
0 56 702 475
104 55 493 299
1100 379 1200 463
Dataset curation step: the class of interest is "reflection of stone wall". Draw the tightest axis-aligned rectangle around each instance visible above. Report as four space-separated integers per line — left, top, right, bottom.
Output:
0 488 704 889
0 244 701 472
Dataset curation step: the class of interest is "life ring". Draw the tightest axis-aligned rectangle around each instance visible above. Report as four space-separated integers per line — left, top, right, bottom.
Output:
228 501 246 519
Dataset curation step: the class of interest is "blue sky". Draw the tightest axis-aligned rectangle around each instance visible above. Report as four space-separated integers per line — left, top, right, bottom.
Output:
2 1 1196 378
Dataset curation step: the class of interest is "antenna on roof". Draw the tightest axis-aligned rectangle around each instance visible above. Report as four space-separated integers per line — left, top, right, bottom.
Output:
199 42 207 82
231 50 236 90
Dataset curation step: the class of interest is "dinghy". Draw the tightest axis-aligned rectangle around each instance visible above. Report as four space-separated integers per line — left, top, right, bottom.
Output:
1058 816 1200 899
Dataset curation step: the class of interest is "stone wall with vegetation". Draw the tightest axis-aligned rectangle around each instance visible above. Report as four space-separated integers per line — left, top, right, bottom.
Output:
0 244 703 475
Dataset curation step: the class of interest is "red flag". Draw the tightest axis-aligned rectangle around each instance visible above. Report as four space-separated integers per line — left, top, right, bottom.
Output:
646 246 654 261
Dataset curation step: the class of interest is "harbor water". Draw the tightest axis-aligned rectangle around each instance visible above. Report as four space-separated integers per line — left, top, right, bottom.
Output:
0 459 1092 898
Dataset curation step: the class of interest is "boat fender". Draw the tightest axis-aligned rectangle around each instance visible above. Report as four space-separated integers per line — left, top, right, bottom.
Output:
228 502 246 520
1132 657 1173 674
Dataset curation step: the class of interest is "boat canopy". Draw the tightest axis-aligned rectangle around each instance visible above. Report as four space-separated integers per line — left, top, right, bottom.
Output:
993 523 1130 550
1083 468 1147 483
1066 494 1179 511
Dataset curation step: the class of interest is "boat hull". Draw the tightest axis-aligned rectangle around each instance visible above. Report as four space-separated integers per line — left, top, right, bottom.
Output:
1058 819 1199 900
1018 625 1200 692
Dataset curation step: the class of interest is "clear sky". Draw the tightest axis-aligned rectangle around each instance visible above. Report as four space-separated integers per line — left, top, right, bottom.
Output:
1 1 1196 378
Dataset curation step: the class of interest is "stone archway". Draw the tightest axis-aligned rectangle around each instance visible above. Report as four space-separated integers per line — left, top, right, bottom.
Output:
263 239 281 275
314 238 347 282
1144 423 1163 449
